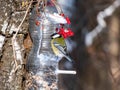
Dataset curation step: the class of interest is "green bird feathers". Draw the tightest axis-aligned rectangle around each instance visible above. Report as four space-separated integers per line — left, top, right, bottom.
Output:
51 34 72 62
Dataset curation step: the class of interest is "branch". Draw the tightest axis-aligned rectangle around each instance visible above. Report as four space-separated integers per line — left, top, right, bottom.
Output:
85 0 120 46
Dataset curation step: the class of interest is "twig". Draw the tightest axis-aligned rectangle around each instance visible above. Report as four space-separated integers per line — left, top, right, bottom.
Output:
13 0 33 39
12 0 33 68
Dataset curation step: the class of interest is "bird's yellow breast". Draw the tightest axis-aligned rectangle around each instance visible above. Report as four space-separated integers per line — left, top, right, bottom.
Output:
51 37 66 56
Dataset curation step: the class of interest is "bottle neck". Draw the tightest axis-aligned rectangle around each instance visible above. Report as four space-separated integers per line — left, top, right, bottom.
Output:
39 23 55 54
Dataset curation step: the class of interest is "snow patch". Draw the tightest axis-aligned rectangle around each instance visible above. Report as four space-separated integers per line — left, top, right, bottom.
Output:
0 35 5 50
9 24 17 34
1 19 8 34
14 40 23 64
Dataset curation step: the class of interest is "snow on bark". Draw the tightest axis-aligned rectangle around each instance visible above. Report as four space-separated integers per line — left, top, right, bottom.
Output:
1 19 9 34
13 39 23 64
0 35 5 50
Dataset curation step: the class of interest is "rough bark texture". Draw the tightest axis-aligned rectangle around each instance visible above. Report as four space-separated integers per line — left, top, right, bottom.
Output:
0 0 28 90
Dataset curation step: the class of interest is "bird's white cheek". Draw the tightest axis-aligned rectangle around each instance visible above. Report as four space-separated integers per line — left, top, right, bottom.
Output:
57 53 63 57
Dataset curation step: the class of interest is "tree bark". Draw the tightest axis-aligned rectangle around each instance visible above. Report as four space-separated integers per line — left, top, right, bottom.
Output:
108 14 120 90
0 0 28 90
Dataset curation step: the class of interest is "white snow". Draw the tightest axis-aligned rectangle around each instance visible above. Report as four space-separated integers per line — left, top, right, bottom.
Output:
1 19 8 34
0 35 5 50
9 24 17 34
14 39 23 64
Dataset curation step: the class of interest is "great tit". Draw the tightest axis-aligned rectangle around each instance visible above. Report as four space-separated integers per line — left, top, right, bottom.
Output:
51 33 72 62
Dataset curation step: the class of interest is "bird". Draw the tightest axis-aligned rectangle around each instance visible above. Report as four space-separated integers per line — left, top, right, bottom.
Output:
51 33 73 62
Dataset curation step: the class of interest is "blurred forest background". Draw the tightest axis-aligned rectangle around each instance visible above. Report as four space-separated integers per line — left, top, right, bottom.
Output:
0 0 120 90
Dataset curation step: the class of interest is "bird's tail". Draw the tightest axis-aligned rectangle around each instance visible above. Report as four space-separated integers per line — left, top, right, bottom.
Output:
64 55 73 62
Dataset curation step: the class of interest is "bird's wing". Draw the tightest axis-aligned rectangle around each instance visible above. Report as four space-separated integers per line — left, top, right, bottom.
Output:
54 43 72 62
54 43 66 54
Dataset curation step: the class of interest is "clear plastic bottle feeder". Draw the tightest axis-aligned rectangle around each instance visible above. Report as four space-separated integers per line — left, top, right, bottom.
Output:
26 0 76 89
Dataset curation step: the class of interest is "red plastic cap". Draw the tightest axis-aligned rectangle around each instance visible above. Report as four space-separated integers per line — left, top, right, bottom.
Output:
66 17 71 24
66 28 74 36
58 28 74 38
60 13 65 17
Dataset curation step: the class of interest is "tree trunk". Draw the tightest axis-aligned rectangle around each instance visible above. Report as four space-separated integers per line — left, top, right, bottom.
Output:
0 0 28 90
108 14 120 90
